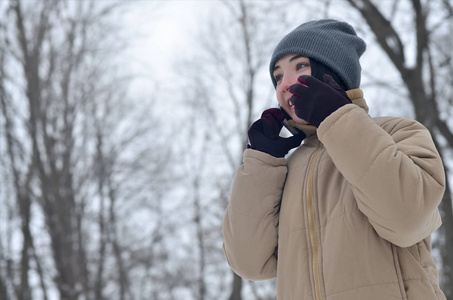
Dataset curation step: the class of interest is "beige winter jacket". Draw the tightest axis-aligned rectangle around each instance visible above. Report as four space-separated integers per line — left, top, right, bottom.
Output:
223 89 446 300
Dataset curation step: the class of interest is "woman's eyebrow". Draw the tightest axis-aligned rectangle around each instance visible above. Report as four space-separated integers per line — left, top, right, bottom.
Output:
273 55 307 72
289 54 305 62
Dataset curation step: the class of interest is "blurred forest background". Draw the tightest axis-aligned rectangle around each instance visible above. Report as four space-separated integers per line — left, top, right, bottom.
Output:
0 0 452 299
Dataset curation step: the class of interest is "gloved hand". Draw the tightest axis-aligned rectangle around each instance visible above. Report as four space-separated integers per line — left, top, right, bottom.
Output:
289 74 352 127
248 108 305 158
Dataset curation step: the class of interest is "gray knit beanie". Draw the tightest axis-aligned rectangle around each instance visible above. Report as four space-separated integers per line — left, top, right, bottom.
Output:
270 19 366 90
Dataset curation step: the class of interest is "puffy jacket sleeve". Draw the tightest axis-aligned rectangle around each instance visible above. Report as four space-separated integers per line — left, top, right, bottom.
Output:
223 149 287 280
317 104 445 247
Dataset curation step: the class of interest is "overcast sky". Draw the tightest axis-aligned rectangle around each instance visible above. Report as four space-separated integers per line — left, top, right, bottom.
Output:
123 1 213 83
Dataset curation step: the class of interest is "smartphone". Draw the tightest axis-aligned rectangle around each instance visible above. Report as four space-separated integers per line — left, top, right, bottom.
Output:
279 107 302 136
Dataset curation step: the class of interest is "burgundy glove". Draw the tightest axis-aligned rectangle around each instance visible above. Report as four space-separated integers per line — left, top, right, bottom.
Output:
289 74 352 127
248 108 305 158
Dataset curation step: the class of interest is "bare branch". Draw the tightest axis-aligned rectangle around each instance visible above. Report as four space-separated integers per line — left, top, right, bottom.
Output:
346 0 407 74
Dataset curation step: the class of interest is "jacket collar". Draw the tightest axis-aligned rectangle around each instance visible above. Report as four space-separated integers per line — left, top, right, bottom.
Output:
288 88 368 139
347 88 368 113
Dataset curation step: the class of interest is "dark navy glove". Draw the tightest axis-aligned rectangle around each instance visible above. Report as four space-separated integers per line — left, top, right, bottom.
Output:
248 108 305 158
289 74 352 127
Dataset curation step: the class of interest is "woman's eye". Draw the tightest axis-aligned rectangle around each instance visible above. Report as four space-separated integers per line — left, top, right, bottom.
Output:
296 63 309 71
274 74 283 82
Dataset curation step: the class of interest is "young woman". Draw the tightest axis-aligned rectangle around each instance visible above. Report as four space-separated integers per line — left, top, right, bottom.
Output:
223 19 446 300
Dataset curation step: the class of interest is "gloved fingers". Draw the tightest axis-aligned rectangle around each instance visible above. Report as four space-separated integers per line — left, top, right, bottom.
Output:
293 100 310 122
323 74 351 103
262 116 282 138
261 116 276 138
297 75 311 87
261 108 285 122
291 93 317 124
262 108 284 136
300 75 344 94
289 83 307 97
247 115 305 157
248 118 264 135
290 93 305 109
290 75 324 97
281 133 305 149
322 74 346 94
300 75 332 89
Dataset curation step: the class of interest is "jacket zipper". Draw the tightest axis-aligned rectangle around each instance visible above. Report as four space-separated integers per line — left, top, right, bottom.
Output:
307 148 323 300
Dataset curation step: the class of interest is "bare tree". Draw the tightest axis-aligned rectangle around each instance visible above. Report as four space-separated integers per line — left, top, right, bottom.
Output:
1 0 174 299
3 1 122 298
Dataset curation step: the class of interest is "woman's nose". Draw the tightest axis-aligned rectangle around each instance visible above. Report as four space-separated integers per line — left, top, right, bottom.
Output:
280 74 294 93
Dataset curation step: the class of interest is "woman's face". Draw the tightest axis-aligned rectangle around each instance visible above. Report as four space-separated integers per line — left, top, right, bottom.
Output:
273 54 311 124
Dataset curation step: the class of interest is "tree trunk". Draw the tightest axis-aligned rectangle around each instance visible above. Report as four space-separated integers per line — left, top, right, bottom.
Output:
0 40 32 300
228 273 243 300
0 276 8 300
12 1 81 298
438 181 453 297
